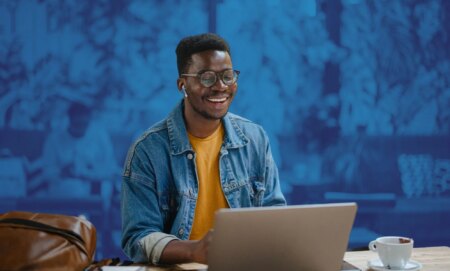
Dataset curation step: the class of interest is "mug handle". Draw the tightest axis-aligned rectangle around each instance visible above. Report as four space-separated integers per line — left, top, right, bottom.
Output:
369 240 377 252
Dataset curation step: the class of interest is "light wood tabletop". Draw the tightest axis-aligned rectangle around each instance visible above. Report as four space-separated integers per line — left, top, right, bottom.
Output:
344 246 450 271
136 246 450 270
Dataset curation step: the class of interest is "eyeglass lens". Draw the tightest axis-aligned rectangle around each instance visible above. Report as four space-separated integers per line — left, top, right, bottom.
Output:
200 70 238 87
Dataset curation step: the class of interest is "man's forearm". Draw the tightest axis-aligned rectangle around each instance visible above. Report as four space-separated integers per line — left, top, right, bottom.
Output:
159 239 200 264
159 230 212 264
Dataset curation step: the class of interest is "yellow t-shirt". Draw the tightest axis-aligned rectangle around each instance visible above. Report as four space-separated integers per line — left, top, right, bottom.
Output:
188 123 229 240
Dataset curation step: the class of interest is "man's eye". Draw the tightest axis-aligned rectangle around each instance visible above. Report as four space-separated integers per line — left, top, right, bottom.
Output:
202 75 215 81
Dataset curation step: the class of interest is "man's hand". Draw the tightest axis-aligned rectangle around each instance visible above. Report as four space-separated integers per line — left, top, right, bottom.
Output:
191 229 213 263
159 230 214 264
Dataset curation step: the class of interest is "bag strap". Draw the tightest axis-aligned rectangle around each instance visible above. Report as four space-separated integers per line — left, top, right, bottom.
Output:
0 218 89 255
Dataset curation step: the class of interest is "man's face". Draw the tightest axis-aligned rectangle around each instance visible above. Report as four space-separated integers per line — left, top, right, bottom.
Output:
182 50 237 121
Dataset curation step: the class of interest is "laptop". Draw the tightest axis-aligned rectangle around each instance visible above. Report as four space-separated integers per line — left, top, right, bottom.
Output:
207 202 358 271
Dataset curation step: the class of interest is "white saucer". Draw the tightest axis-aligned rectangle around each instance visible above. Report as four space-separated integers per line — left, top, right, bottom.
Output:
368 258 422 271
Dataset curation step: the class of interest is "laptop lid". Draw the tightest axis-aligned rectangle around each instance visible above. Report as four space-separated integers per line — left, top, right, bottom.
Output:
207 202 357 271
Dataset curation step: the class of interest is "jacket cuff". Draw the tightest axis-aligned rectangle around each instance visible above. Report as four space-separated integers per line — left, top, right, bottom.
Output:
139 232 179 264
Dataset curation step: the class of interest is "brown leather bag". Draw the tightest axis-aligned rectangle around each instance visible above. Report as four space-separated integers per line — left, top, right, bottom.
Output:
0 211 96 271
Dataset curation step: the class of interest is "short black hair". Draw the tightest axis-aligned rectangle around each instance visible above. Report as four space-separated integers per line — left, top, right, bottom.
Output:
176 33 231 76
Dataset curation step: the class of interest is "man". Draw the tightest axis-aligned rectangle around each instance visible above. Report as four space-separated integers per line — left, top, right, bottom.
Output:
121 33 286 265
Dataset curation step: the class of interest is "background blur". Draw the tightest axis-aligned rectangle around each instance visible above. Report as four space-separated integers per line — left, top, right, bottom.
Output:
1 0 449 260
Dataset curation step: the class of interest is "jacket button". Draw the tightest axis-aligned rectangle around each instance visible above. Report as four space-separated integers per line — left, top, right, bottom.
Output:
187 153 193 160
178 228 184 236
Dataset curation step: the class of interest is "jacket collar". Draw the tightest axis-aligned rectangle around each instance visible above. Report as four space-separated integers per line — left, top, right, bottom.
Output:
167 100 249 155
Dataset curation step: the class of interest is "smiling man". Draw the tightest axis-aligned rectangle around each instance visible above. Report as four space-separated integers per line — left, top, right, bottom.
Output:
121 33 286 265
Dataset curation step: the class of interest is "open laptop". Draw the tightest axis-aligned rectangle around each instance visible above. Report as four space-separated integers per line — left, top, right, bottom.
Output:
207 202 358 271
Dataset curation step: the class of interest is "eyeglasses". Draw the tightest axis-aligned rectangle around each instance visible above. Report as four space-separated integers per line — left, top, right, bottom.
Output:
181 69 240 88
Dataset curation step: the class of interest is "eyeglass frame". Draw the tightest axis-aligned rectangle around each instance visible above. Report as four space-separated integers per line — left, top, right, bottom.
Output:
181 69 240 88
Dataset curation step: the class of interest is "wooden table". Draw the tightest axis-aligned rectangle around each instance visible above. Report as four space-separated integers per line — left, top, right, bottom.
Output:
344 246 450 271
138 246 450 270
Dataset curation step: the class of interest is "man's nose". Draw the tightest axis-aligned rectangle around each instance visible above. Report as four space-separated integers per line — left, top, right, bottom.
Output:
212 77 227 91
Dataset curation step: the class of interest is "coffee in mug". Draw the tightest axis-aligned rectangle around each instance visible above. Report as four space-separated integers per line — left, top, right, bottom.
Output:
369 236 413 269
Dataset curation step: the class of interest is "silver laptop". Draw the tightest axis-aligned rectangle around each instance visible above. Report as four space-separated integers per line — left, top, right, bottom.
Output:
207 202 358 271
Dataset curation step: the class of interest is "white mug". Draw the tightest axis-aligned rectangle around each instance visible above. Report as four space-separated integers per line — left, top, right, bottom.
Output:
369 236 413 269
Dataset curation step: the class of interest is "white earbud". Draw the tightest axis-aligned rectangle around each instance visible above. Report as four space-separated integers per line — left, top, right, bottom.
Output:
182 86 188 98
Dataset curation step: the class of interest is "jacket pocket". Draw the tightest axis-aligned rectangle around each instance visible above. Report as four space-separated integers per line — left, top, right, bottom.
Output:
222 177 265 207
248 177 265 206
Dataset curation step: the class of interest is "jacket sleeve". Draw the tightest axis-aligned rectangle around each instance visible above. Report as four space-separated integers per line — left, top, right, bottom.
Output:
262 132 287 206
121 143 179 264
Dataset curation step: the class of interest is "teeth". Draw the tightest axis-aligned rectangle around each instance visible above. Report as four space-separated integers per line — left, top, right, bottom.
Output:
207 97 227 102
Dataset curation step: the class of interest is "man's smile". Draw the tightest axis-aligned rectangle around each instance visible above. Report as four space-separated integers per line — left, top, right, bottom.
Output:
205 95 229 103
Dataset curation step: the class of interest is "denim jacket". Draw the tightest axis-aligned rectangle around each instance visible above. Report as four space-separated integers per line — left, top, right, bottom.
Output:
121 100 286 264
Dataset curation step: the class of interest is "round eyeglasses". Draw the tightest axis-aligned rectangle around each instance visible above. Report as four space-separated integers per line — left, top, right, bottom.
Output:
181 69 240 88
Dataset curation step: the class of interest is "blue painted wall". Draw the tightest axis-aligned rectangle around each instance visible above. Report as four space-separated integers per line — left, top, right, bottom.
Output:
1 0 449 259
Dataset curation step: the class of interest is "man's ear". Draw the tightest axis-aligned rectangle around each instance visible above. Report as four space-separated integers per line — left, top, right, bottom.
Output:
177 78 185 91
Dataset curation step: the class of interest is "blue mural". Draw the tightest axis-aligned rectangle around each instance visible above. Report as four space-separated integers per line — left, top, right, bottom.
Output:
0 0 449 260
